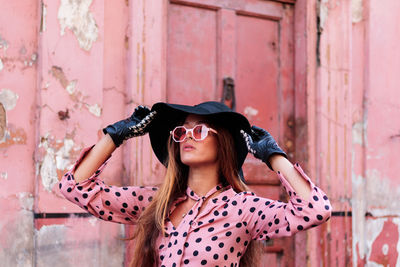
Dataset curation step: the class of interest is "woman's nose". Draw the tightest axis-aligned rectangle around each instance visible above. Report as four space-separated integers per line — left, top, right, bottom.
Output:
185 130 194 140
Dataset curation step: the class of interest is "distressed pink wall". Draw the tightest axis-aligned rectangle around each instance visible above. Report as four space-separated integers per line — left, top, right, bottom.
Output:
1 0 400 266
0 0 38 265
316 0 353 265
310 0 400 266
352 0 400 266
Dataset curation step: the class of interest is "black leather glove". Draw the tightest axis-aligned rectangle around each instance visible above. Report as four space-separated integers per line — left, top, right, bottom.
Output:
240 125 287 170
102 105 157 147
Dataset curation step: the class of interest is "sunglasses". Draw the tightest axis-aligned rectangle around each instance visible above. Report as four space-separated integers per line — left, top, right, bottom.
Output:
170 124 218 142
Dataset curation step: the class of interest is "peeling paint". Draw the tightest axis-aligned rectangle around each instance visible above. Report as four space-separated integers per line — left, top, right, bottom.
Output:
51 66 69 88
88 217 98 227
382 244 389 255
366 169 400 217
86 103 101 117
243 106 259 121
49 66 101 117
0 125 27 146
0 89 19 110
50 66 80 99
23 53 38 67
352 0 363 23
40 2 47 32
366 219 387 262
394 218 400 267
40 135 75 192
0 211 33 266
0 172 7 180
318 0 329 31
0 103 5 141
352 121 364 145
44 81 50 89
0 34 9 52
36 224 70 266
40 146 58 192
55 138 74 171
35 222 125 266
352 172 367 263
17 192 34 211
369 219 399 266
66 80 77 95
58 0 99 51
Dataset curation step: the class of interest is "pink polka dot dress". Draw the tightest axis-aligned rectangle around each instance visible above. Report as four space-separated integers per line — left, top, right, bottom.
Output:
60 146 332 266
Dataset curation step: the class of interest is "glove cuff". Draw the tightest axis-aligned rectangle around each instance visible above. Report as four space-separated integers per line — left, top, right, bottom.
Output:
103 126 123 147
263 151 288 171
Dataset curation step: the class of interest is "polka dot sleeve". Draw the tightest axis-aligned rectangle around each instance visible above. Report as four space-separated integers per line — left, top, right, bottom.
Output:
59 145 158 224
239 163 332 241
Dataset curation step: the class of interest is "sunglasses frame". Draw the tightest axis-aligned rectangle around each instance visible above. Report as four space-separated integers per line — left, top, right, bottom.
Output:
170 124 218 142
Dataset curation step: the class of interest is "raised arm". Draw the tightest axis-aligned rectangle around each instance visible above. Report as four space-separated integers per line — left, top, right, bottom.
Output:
59 106 157 223
241 125 311 199
239 125 331 240
270 154 311 199
72 133 116 183
69 105 156 183
239 164 331 241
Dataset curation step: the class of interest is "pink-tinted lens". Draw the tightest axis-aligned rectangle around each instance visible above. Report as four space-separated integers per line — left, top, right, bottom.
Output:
173 126 187 141
193 125 207 140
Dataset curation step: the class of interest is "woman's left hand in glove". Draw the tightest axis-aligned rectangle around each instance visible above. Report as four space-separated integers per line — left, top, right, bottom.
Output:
240 126 287 170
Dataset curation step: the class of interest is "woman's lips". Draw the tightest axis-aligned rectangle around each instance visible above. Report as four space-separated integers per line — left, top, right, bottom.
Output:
183 144 195 151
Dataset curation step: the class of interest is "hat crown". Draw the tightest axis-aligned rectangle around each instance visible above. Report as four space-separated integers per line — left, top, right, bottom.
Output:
192 101 232 113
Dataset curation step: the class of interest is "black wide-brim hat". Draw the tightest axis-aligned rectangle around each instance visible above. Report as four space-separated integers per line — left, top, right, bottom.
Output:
148 101 251 173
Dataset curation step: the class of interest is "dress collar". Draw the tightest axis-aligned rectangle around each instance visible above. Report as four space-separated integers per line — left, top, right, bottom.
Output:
186 183 230 201
168 183 234 219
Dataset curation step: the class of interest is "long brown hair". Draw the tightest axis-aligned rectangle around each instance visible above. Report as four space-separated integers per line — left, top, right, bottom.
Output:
130 120 261 267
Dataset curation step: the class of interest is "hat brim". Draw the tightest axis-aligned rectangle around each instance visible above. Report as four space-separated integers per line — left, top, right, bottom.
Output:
148 102 251 171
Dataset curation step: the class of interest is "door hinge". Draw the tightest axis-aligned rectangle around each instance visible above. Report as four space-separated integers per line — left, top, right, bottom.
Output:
221 77 236 111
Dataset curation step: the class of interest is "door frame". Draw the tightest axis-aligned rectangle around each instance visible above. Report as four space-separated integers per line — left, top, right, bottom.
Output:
125 0 321 266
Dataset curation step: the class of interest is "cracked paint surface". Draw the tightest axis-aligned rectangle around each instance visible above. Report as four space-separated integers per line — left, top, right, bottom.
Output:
86 103 101 117
39 134 75 192
318 0 329 31
0 210 34 267
58 0 99 51
50 66 102 117
0 89 19 111
368 219 399 266
352 0 363 23
40 2 47 32
35 220 125 266
0 89 26 146
366 169 400 217
17 192 34 211
0 34 9 52
351 0 400 265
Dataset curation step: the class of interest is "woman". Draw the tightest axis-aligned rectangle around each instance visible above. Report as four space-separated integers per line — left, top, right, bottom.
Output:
60 101 331 267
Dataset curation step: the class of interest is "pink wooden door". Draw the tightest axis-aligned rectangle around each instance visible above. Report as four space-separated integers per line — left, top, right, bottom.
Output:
166 0 295 265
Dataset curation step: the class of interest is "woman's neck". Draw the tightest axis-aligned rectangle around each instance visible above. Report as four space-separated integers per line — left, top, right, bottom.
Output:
187 164 219 197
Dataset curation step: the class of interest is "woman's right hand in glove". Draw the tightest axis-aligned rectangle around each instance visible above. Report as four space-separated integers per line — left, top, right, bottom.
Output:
102 105 157 147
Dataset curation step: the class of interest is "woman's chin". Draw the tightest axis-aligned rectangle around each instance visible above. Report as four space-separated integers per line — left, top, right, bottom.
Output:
180 158 199 166
181 157 217 168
